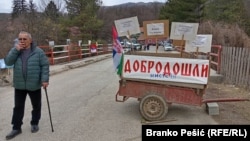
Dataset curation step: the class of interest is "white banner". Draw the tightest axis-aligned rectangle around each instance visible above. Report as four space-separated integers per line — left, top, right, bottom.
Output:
122 55 209 84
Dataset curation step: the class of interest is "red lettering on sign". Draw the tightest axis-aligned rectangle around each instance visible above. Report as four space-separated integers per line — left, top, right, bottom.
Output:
141 60 147 73
201 64 209 77
124 60 131 73
193 64 200 77
163 62 170 75
148 61 154 73
181 63 192 76
133 60 139 72
123 59 209 78
155 62 162 73
173 63 180 75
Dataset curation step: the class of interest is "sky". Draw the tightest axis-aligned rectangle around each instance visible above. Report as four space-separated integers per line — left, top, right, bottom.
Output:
0 0 166 13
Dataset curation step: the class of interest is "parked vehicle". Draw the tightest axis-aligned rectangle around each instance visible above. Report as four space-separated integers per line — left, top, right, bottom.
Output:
130 38 142 50
122 39 142 51
120 41 131 53
163 42 174 51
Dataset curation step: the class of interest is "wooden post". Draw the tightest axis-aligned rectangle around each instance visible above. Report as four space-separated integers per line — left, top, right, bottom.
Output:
127 30 133 53
96 42 99 55
196 47 199 58
207 54 212 84
156 38 158 53
67 45 70 62
51 46 55 65
180 34 184 58
78 44 82 59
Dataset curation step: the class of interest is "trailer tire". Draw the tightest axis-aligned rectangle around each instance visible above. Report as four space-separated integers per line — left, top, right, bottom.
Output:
139 94 168 121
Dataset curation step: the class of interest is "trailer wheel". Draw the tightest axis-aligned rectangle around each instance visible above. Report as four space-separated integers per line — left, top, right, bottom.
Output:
139 94 168 121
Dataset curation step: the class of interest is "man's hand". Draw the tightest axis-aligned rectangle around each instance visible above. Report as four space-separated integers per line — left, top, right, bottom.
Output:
15 44 23 51
42 82 49 89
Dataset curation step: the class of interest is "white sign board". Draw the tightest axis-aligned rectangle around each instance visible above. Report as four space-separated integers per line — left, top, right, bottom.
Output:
114 16 140 37
170 22 199 40
122 55 209 84
49 41 54 47
78 40 82 46
0 59 13 69
0 59 6 69
147 23 164 36
185 34 212 53
91 48 97 53
66 39 71 45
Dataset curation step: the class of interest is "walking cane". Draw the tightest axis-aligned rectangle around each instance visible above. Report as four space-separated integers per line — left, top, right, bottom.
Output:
44 87 54 132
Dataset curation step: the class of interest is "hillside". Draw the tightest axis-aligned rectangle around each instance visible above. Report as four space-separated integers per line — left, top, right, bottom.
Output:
97 2 164 41
0 2 164 59
1 1 250 59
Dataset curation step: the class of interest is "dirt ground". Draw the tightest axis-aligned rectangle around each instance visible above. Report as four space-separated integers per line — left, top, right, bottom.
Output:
204 82 250 124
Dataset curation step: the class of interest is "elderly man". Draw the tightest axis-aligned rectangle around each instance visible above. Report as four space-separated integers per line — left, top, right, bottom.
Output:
4 31 50 140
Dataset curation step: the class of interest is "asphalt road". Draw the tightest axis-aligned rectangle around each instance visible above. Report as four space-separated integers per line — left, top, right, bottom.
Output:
0 57 218 141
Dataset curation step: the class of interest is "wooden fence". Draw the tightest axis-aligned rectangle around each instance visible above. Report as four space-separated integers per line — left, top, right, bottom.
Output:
221 47 250 90
39 43 113 65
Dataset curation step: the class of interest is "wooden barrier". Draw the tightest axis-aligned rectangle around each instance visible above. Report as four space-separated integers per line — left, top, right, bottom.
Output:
174 45 222 74
39 43 113 65
209 45 222 74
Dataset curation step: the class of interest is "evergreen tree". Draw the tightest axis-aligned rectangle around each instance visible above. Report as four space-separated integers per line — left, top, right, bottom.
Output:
44 1 60 21
12 0 29 18
204 0 246 23
63 0 103 42
27 0 37 16
65 0 102 17
159 0 207 23
26 0 38 33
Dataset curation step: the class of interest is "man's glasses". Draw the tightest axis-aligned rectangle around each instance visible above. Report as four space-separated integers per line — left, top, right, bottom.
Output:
18 38 27 41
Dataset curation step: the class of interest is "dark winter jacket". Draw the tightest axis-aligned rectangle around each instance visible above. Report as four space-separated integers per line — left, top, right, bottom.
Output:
4 43 49 91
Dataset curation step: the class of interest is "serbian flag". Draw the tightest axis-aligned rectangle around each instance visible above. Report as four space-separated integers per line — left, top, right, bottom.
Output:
112 26 124 76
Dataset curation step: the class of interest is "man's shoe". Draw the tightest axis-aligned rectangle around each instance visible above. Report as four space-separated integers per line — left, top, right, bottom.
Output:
31 125 39 133
6 130 22 140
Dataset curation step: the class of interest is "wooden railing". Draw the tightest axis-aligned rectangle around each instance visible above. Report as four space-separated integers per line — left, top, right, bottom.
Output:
209 45 222 74
175 45 222 74
39 44 113 65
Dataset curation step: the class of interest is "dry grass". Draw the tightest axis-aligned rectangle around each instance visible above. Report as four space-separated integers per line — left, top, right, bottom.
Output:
205 82 250 124
199 20 250 48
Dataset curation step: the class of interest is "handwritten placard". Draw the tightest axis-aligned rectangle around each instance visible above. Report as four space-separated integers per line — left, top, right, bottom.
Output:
114 16 140 37
170 22 199 40
185 34 212 53
143 20 169 38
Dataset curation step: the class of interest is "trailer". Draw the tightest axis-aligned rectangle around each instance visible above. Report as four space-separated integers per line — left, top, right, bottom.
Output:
115 52 249 121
